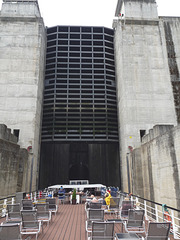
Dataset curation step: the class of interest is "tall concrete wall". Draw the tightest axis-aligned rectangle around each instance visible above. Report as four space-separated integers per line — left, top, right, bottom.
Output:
0 124 28 197
114 0 178 192
128 125 180 209
0 0 46 191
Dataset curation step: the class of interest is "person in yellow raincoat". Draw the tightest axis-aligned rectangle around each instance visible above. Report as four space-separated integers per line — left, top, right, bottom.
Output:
104 191 111 206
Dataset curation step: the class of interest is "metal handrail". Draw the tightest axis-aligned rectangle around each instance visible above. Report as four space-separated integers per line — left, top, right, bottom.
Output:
124 192 180 212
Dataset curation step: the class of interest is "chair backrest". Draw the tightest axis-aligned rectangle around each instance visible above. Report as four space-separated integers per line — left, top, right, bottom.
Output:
0 223 21 240
7 204 21 220
110 187 117 197
46 198 56 205
7 204 20 213
35 203 50 218
22 199 33 210
109 197 120 209
101 187 106 197
35 203 49 212
127 209 144 227
89 202 102 209
87 209 104 221
146 222 171 240
46 198 57 211
91 221 114 239
21 210 39 228
121 200 135 217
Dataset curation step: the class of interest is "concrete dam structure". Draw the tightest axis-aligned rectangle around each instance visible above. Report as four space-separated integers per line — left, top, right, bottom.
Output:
0 0 46 192
0 0 179 207
114 0 179 191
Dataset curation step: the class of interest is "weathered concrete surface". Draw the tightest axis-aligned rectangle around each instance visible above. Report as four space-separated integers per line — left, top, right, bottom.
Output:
0 0 46 191
0 124 17 143
159 17 180 123
116 0 158 20
129 125 180 209
115 0 157 19
114 0 178 192
16 148 29 193
0 124 28 197
1 1 41 17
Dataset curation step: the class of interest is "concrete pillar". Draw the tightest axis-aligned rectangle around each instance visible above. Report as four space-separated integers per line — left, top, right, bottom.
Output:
114 0 177 191
0 0 46 191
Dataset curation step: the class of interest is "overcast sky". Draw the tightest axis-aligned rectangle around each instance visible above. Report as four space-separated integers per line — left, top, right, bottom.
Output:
0 0 180 28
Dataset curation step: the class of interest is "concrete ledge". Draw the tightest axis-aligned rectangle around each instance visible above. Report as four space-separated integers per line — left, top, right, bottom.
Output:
0 124 18 143
0 16 42 22
142 125 174 144
153 125 174 138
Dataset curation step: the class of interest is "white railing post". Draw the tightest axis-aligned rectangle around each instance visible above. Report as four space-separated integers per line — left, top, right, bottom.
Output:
34 192 37 202
171 210 179 239
136 197 140 209
155 204 158 222
12 197 15 204
144 200 147 220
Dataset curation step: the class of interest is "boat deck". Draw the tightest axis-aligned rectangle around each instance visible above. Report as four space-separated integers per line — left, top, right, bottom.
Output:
0 201 175 240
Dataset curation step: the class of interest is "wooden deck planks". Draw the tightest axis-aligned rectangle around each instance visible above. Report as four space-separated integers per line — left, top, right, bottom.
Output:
41 203 87 240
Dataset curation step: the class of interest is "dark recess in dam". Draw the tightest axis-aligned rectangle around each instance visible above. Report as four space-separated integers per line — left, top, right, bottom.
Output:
39 26 120 188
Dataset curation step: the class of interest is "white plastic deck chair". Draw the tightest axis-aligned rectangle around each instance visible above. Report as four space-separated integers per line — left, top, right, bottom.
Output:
88 221 115 240
124 209 145 234
145 222 171 240
0 223 22 240
21 210 41 240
